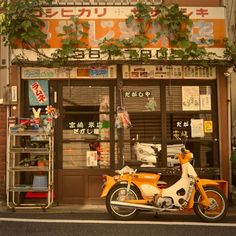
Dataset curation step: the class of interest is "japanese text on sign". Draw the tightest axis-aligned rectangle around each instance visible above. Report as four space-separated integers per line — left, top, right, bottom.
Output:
69 121 104 135
124 91 151 98
37 7 223 20
31 81 47 104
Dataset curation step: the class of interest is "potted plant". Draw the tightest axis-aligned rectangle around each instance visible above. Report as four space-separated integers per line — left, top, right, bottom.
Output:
36 156 48 167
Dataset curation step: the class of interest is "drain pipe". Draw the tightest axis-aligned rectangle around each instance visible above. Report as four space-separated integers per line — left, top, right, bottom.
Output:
227 73 232 193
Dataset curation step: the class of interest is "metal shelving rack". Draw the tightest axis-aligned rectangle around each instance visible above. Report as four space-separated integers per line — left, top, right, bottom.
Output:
6 129 54 211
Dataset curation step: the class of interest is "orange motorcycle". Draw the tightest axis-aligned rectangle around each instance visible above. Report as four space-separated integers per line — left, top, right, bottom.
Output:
101 147 228 222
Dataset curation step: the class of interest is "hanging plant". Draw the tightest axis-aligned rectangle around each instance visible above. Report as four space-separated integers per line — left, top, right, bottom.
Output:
99 2 220 63
0 0 90 66
0 0 52 49
223 38 236 69
0 1 233 67
48 15 90 65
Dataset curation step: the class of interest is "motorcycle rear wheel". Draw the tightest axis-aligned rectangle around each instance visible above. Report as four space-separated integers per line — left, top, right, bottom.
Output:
106 183 142 220
193 186 228 223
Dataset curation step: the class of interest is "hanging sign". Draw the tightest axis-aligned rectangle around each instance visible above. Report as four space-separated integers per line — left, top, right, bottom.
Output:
28 80 49 106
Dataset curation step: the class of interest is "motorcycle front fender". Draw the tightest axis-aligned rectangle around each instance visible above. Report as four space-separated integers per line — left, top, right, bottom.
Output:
100 175 117 198
187 178 219 208
197 178 221 206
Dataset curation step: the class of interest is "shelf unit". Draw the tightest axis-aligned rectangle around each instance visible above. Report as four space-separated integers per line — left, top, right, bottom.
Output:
6 129 54 210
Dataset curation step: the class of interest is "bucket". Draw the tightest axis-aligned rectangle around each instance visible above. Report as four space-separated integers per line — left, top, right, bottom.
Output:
32 175 47 188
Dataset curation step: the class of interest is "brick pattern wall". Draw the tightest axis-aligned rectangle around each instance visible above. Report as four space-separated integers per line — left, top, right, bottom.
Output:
0 105 6 204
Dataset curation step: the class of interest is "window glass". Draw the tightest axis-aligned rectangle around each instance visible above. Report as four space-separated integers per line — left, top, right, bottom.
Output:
63 141 110 169
122 85 161 165
123 86 160 112
166 85 212 112
62 86 111 169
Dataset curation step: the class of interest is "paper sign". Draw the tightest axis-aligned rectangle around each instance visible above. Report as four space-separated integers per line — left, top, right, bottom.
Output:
86 151 98 167
204 121 213 133
182 86 200 111
28 80 49 106
191 119 204 138
200 94 211 110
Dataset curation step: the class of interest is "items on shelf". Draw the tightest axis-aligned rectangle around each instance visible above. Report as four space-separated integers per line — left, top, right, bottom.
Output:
10 105 59 132
7 129 54 210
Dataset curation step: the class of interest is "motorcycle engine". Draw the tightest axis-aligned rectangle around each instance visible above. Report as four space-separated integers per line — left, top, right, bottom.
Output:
154 195 173 208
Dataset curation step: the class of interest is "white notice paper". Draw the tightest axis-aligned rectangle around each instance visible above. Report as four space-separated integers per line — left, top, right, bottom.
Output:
191 119 204 138
86 151 98 167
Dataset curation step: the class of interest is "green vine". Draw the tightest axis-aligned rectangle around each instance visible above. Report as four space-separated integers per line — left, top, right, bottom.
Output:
223 39 236 68
0 0 233 67
0 0 52 49
99 2 220 63
0 0 90 66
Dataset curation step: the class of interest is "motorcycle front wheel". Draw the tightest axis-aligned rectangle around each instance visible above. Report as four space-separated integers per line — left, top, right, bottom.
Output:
106 183 142 220
193 186 228 223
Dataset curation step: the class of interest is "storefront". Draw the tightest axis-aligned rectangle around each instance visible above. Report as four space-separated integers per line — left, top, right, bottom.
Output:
2 0 230 205
16 64 228 204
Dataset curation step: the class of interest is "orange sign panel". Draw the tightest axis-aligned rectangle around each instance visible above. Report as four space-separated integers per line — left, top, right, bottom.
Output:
37 6 226 49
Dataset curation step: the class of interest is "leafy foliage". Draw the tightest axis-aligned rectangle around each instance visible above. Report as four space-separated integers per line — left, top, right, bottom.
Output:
0 0 52 49
0 0 90 66
98 2 219 63
0 0 234 67
51 16 89 62
223 39 236 66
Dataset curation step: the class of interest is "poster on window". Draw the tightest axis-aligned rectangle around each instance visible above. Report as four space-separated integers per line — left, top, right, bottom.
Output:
204 121 213 133
200 94 211 110
191 119 204 138
28 80 49 106
182 86 200 111
86 151 98 167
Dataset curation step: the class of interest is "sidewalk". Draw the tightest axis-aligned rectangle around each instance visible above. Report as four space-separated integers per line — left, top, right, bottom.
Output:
1 203 236 216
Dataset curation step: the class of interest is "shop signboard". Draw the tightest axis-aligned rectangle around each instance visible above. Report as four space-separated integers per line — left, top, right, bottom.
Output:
14 6 226 61
22 66 116 79
28 80 49 106
122 65 216 79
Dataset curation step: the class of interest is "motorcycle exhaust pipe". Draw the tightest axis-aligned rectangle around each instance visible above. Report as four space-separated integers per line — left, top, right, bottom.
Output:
110 201 179 212
111 201 158 211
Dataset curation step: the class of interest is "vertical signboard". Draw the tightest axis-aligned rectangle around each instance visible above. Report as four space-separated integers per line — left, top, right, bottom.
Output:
28 80 49 106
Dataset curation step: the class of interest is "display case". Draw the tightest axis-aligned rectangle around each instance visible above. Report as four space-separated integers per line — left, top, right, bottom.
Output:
6 129 54 211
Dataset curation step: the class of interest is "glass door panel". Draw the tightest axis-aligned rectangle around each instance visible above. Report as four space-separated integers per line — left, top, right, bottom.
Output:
62 86 111 169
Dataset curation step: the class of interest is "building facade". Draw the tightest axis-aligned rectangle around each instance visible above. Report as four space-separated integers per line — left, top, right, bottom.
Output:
0 0 231 205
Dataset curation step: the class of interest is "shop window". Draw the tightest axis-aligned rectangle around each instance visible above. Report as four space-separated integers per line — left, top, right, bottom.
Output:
121 83 218 169
166 84 218 168
122 85 161 166
123 86 160 112
62 86 111 169
166 85 212 112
